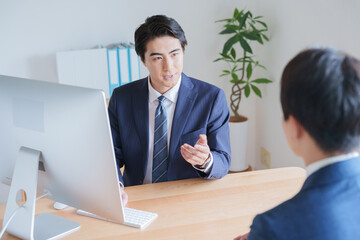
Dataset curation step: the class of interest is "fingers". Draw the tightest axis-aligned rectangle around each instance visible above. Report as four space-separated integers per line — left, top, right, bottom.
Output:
196 134 208 146
181 134 210 165
234 232 249 240
194 143 209 153
184 143 209 158
181 145 204 165
120 187 128 207
181 143 209 165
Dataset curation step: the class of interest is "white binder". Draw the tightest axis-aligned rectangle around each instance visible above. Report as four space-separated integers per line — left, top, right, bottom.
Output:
56 48 110 98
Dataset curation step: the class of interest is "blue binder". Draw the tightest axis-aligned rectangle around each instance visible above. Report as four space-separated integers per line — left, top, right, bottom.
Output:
107 42 143 97
118 43 131 85
129 43 141 82
107 48 120 97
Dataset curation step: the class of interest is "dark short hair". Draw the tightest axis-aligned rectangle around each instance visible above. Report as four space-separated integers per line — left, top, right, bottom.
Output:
281 47 360 154
134 15 188 61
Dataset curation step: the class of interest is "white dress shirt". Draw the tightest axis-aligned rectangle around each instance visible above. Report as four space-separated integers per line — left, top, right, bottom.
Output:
306 151 359 177
144 76 213 184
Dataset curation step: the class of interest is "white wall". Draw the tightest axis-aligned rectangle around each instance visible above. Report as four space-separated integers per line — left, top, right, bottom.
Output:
1 0 360 170
253 0 360 169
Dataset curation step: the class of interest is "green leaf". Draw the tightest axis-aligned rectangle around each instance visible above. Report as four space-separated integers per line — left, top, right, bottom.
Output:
220 24 238 33
222 34 238 54
249 23 257 31
246 63 253 80
262 34 269 41
243 32 258 40
222 70 230 73
220 52 231 59
244 85 251 97
239 80 247 84
256 20 268 29
251 84 262 98
220 28 237 34
251 78 272 84
257 64 266 69
231 73 239 82
236 56 252 62
254 16 263 20
236 10 243 23
257 34 264 44
230 48 236 59
213 57 224 62
231 65 237 72
230 79 236 83
215 18 232 23
220 73 229 77
238 36 253 53
225 24 239 28
239 11 250 29
233 8 239 19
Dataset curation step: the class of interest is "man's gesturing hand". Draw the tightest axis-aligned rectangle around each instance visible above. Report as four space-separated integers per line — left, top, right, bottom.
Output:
180 134 210 166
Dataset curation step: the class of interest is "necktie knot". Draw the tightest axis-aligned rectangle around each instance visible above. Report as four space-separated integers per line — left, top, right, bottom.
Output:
158 95 166 104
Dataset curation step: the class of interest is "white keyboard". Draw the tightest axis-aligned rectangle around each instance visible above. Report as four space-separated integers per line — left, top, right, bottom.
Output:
76 208 157 230
123 207 158 229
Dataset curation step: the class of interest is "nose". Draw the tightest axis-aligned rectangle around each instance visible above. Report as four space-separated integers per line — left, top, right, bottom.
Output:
162 57 172 72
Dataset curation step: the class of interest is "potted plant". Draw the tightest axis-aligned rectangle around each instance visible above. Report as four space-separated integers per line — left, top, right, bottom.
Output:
215 8 272 171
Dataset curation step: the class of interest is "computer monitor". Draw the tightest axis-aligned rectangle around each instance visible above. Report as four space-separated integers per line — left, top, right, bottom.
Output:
0 75 125 239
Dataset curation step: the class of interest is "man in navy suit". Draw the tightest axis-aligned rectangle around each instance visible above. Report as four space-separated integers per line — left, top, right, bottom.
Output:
108 15 231 204
235 48 360 240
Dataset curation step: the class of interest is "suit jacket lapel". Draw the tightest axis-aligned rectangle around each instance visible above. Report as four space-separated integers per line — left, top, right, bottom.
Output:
132 78 149 170
169 73 197 161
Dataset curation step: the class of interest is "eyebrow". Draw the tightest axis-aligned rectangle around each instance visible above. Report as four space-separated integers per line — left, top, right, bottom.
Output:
149 48 181 57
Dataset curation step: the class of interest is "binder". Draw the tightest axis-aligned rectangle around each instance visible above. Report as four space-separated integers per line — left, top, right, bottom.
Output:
128 43 141 82
56 42 147 99
56 48 110 98
117 44 131 85
107 48 120 96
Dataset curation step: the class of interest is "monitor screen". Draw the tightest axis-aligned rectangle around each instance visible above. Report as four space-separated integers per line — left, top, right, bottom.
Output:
0 75 124 226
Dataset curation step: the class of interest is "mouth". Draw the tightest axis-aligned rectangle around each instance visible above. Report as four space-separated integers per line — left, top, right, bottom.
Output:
163 74 175 81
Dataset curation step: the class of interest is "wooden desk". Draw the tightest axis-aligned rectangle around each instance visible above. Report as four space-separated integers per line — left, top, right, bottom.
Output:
0 167 305 239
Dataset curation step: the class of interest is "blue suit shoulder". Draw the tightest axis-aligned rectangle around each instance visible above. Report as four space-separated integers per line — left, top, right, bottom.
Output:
248 161 360 240
248 191 311 240
186 75 222 95
112 78 147 99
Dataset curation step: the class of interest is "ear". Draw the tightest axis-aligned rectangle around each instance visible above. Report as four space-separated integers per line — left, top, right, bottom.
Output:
288 115 304 139
282 115 305 157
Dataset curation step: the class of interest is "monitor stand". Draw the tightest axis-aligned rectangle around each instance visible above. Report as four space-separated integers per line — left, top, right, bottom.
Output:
2 147 80 240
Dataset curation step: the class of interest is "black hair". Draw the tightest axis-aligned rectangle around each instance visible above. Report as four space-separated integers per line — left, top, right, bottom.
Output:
281 47 360 153
134 15 187 61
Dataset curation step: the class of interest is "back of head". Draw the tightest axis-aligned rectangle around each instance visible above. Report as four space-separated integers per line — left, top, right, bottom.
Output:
134 15 187 61
281 47 360 154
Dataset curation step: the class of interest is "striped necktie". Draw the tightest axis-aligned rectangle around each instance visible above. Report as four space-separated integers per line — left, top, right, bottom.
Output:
152 95 168 183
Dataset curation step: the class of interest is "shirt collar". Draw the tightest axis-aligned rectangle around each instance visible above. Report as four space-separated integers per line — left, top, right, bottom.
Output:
306 151 359 177
148 75 182 103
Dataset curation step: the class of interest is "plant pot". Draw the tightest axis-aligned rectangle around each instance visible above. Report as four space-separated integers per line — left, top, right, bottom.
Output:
229 115 249 172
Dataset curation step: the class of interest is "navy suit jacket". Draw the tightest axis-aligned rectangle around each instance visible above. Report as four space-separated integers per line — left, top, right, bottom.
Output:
108 73 231 186
248 157 360 240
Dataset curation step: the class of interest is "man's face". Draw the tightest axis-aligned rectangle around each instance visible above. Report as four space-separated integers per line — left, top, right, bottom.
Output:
142 36 184 94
